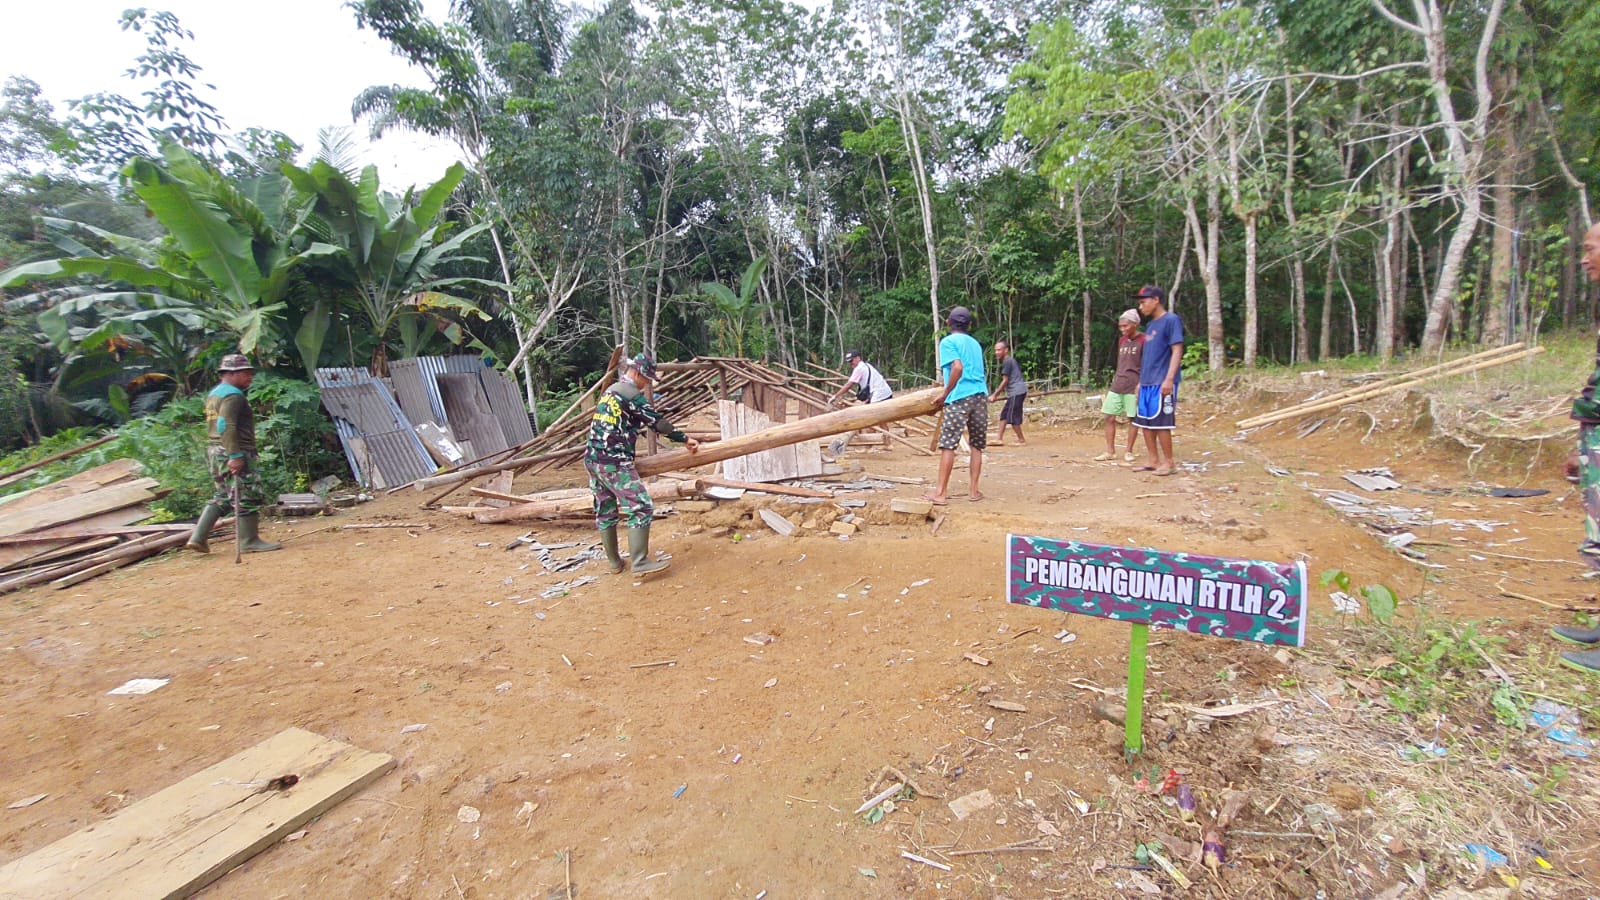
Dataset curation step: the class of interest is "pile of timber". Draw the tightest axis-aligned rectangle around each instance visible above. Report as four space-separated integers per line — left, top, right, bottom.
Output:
405 349 943 506
438 389 947 524
1235 343 1545 431
0 457 194 595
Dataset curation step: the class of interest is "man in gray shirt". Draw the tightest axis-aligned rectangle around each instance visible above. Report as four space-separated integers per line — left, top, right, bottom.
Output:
990 339 1027 446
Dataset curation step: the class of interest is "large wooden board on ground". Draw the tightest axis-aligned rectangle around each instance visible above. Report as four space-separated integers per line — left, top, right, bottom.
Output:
0 478 163 540
0 727 394 899
0 458 143 516
717 400 822 483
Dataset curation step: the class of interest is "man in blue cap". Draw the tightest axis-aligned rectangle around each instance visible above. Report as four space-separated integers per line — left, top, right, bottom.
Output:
925 306 987 504
585 354 699 576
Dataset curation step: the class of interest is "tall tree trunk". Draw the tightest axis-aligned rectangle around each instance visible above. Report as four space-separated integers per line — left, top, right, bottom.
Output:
1374 0 1507 353
1320 246 1336 360
1075 186 1091 383
1485 71 1522 346
1242 213 1259 366
1283 82 1309 363
1185 187 1225 371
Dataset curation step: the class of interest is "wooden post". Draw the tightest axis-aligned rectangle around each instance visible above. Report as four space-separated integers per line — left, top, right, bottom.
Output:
636 388 944 478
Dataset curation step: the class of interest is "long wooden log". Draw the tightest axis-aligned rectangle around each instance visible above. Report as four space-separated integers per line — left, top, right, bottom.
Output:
1236 346 1544 430
636 387 943 478
53 533 188 589
1235 342 1530 428
412 446 584 491
0 522 195 548
472 479 698 524
692 475 833 499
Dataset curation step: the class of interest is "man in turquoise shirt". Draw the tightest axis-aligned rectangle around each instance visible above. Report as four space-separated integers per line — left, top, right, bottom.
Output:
925 306 987 504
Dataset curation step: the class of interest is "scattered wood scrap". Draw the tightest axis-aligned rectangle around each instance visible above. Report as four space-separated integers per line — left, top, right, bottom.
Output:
0 727 393 898
1236 343 1543 430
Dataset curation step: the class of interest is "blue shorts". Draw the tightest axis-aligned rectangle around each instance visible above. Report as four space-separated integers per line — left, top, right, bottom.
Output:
1132 384 1176 430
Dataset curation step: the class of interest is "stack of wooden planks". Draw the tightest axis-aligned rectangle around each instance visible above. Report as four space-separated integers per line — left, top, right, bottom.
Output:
0 458 191 595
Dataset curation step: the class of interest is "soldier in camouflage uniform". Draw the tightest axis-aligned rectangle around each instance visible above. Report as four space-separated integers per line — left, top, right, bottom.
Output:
185 354 281 554
1557 222 1600 674
586 354 698 575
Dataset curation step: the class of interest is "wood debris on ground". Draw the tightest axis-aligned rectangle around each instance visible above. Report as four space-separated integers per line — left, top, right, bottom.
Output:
0 457 195 595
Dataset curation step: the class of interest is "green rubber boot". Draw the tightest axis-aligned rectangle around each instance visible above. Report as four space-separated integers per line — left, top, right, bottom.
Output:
1552 624 1600 645
628 524 668 576
599 526 624 574
1559 647 1600 674
237 513 281 553
185 503 225 554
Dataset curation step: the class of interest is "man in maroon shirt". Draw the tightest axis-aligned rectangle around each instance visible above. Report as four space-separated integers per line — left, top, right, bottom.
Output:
1557 222 1600 674
1095 309 1144 463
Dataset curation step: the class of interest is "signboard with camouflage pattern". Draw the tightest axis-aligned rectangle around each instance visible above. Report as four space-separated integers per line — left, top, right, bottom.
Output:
1005 535 1307 647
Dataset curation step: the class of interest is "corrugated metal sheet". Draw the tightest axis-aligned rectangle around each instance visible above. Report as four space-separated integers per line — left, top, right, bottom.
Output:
314 368 436 488
436 372 510 458
388 356 534 448
387 358 444 430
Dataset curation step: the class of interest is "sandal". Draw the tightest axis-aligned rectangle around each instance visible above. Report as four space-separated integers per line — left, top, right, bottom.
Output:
1093 452 1114 461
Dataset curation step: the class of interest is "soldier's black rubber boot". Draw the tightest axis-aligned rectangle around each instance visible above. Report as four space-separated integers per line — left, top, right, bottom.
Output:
186 503 224 553
599 526 624 574
628 525 668 576
238 514 281 553
1552 624 1600 645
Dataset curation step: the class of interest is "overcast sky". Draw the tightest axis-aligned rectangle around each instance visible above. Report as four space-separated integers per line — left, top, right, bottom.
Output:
3 0 460 187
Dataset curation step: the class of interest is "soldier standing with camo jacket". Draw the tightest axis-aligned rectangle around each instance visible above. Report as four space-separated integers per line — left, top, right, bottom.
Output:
186 354 280 554
1555 221 1600 675
586 354 699 576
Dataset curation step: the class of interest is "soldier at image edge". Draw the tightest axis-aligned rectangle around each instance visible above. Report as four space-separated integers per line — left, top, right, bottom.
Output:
1557 221 1600 674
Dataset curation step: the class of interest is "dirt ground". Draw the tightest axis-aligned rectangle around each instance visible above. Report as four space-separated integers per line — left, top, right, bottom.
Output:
3 383 1598 898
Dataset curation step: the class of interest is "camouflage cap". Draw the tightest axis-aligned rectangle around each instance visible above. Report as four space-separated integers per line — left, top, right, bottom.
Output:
628 354 658 380
218 353 254 372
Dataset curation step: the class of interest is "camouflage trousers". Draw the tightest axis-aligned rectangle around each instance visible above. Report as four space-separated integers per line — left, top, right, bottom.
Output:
585 458 653 530
1581 425 1600 569
206 447 268 517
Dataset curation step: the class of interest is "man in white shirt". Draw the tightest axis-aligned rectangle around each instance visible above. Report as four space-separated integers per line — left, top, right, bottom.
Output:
829 351 893 405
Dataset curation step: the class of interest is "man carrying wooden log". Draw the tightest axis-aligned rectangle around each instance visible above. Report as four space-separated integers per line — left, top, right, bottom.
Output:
1557 221 1600 675
828 351 892 406
925 306 987 505
586 355 699 576
186 354 279 554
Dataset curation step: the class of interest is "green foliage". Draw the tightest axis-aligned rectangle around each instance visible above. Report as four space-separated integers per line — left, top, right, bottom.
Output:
0 372 341 518
1320 568 1398 624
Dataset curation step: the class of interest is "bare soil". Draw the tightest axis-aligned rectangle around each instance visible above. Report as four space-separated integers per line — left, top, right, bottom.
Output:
3 386 1597 898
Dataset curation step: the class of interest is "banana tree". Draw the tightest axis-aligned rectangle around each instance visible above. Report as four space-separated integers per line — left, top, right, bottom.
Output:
700 256 770 359
0 144 342 357
282 159 499 372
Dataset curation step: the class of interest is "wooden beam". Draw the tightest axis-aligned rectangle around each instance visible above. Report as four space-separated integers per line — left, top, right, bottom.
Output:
472 479 698 524
693 475 834 499
0 728 393 899
0 479 166 539
411 446 584 491
636 387 943 478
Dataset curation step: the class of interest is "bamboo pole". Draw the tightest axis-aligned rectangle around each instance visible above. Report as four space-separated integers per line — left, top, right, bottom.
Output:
413 446 585 491
1237 346 1544 430
1236 342 1531 428
692 475 834 499
636 388 943 478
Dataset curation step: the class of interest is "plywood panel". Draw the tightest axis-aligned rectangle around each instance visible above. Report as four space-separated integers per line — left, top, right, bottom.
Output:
0 479 162 539
437 373 509 458
0 728 394 899
717 401 822 483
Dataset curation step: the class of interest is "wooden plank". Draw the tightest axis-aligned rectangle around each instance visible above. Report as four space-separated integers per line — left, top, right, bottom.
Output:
0 727 395 899
473 479 697 524
759 509 796 536
0 508 152 571
694 475 832 499
0 458 143 515
0 479 164 539
52 533 188 589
